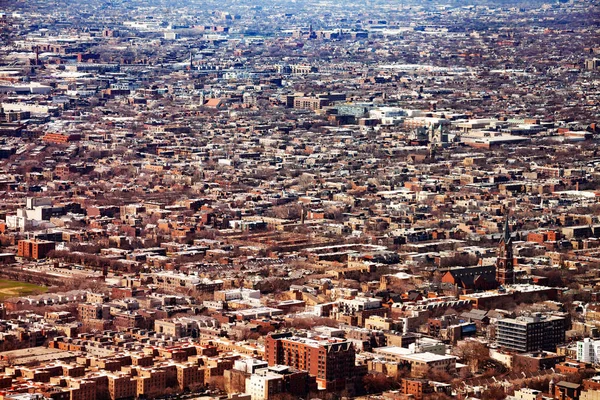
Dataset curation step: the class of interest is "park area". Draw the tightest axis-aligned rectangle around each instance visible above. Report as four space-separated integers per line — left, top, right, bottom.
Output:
0 279 47 300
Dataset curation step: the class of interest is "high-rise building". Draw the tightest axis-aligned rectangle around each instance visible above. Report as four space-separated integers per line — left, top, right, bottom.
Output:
265 332 355 390
497 314 566 353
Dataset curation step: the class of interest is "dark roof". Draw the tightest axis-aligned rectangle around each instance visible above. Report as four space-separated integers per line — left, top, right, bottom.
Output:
448 270 495 289
407 292 422 301
500 213 512 244
461 309 488 321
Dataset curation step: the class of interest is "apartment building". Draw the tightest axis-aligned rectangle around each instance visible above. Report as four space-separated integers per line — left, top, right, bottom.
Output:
176 363 204 391
107 374 136 400
265 332 355 390
17 239 55 259
577 338 600 364
497 314 566 352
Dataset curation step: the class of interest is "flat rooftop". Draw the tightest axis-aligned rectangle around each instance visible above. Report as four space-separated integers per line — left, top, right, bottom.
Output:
0 347 79 365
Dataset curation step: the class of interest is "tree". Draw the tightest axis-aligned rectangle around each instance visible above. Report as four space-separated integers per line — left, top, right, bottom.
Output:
269 204 302 220
362 372 398 394
207 376 225 393
297 174 316 190
425 367 452 383
188 382 205 394
3 353 15 367
452 340 490 372
424 394 453 400
536 269 565 287
481 386 506 400
324 205 345 221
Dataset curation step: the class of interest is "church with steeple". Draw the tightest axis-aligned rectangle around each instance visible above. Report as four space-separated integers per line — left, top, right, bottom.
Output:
496 215 515 286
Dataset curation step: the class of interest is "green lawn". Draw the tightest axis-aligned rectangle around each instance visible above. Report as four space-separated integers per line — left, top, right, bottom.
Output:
0 279 48 300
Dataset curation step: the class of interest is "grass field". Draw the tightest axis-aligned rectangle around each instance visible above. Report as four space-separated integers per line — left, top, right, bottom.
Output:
0 279 48 300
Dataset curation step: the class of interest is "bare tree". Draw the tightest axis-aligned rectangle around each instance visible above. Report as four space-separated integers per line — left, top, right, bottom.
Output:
452 340 490 372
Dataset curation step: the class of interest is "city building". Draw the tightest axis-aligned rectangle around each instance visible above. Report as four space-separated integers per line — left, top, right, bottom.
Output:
577 338 600 364
497 314 566 353
265 332 355 390
17 239 55 259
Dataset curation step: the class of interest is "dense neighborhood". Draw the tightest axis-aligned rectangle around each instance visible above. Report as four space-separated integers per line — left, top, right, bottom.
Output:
0 0 600 399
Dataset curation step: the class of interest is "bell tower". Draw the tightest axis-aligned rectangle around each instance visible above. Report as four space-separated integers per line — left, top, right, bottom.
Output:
496 214 514 285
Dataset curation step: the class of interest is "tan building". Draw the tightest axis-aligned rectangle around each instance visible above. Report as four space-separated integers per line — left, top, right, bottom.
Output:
155 320 190 338
131 354 154 367
176 363 204 391
136 369 166 398
245 369 284 400
373 347 457 378
69 379 97 400
79 304 110 321
107 374 136 400
364 316 400 331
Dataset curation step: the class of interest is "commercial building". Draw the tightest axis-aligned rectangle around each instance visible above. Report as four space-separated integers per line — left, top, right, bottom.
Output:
293 93 346 111
214 288 261 302
497 314 566 353
78 303 110 321
42 133 81 144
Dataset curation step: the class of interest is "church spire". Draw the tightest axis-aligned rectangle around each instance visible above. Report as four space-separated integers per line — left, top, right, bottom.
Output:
501 213 511 244
496 211 515 286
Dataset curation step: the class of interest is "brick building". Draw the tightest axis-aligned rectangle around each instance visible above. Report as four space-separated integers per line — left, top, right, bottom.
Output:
265 332 355 390
42 133 81 144
440 265 497 291
555 381 581 400
79 304 110 321
107 374 136 400
17 239 55 259
176 363 204 391
398 379 451 399
513 351 566 373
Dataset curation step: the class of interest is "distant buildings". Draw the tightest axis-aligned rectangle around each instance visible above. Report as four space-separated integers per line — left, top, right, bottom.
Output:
0 0 598 399
142 272 223 293
293 93 346 111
